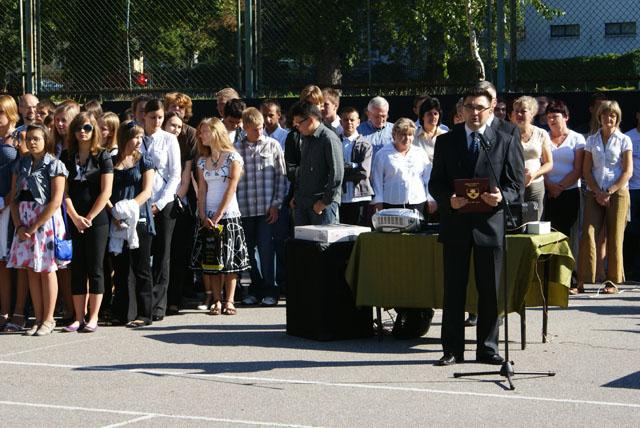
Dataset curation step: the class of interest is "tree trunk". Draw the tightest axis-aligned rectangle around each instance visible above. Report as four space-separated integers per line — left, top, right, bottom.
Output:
315 48 342 86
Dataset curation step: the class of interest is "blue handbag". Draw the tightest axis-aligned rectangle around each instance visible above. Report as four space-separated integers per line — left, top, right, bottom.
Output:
51 203 72 262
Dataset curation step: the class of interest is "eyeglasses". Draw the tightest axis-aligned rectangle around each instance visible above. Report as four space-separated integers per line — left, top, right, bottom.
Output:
463 104 491 113
76 124 94 133
293 117 310 128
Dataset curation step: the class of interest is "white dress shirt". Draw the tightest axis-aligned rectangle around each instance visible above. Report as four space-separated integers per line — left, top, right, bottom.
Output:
371 143 433 205
585 129 632 191
141 129 181 211
624 127 640 190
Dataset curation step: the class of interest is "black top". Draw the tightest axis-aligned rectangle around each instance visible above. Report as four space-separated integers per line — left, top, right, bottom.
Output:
110 153 156 235
61 149 114 231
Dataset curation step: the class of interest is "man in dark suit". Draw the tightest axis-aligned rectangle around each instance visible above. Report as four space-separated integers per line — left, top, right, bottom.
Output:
464 80 520 328
429 84 524 366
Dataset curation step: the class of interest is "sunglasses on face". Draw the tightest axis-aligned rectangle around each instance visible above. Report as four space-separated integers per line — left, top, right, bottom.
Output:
76 124 94 133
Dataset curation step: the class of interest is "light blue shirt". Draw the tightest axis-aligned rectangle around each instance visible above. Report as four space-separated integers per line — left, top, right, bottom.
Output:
357 121 393 159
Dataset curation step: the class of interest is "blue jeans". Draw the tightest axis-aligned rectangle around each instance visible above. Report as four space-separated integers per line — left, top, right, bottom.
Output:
294 200 340 226
272 205 290 288
242 215 277 299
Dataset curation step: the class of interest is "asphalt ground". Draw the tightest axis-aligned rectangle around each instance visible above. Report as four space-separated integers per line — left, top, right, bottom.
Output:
1 283 639 427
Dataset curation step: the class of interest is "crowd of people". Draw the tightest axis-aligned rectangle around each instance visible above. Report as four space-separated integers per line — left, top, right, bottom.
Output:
0 82 639 338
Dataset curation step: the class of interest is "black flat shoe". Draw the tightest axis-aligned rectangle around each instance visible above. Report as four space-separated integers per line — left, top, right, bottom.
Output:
152 315 164 322
465 314 478 327
476 354 505 365
436 354 464 366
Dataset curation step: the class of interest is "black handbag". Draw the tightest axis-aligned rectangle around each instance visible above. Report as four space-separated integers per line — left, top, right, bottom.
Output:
52 203 72 262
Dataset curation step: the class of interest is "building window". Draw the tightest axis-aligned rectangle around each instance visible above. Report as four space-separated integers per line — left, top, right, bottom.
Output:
550 24 580 38
605 22 636 37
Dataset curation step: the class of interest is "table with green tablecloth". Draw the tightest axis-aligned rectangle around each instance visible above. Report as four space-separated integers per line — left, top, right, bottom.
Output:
345 231 574 345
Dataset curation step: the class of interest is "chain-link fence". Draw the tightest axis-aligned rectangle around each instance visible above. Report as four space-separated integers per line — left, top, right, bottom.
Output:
36 0 240 97
0 1 22 93
514 0 640 91
1 0 639 98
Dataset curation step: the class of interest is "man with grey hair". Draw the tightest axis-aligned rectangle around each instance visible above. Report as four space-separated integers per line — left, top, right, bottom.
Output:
16 93 39 132
357 96 393 158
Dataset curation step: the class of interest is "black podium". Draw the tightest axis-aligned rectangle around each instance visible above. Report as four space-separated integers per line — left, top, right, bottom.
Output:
285 239 373 341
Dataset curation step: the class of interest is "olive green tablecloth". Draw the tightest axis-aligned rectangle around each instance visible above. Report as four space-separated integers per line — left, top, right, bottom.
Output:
345 232 574 314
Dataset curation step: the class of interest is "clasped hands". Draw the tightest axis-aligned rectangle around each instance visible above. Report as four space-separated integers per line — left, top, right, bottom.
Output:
450 186 502 209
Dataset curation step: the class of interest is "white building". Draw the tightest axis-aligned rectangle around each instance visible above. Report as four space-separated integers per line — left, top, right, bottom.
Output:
518 0 639 60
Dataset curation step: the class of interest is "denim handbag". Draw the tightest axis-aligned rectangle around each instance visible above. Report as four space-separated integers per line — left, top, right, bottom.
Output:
51 203 72 262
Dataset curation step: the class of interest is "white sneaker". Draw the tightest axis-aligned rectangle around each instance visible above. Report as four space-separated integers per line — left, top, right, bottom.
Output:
261 297 278 306
242 295 260 305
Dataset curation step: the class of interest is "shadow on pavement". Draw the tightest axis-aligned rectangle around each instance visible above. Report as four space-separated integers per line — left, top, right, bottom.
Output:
602 371 640 390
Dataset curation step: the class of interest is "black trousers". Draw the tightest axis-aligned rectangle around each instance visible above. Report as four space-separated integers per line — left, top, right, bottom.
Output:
339 201 369 226
441 241 502 358
112 223 153 323
168 209 195 307
71 223 109 295
152 202 177 317
543 187 580 237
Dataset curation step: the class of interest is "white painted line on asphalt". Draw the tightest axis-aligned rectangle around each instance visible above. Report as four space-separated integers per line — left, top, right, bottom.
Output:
101 414 156 428
0 336 103 357
1 359 639 411
0 400 319 427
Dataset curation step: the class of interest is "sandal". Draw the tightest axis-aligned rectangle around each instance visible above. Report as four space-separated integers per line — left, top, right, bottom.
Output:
209 301 222 316
600 280 619 295
569 286 585 295
222 301 237 316
125 319 147 328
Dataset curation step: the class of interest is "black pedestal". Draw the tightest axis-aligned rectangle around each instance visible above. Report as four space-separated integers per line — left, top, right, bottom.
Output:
285 239 373 341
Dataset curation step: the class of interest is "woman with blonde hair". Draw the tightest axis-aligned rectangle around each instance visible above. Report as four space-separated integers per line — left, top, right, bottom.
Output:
196 117 249 315
53 102 80 157
0 95 20 331
98 112 120 155
512 96 553 219
60 112 113 332
577 100 632 294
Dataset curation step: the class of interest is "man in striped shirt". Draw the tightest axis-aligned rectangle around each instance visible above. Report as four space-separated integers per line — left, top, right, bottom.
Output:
235 107 287 307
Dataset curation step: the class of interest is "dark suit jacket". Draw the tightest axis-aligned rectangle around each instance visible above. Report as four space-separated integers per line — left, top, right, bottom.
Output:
489 116 520 138
429 123 524 247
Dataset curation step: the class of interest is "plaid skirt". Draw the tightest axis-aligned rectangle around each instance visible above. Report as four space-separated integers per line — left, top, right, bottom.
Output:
199 216 249 275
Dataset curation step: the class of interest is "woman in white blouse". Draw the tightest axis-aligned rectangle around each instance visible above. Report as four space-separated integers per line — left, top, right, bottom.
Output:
543 100 585 237
577 100 633 294
372 118 436 216
512 96 553 219
413 97 447 163
141 99 181 320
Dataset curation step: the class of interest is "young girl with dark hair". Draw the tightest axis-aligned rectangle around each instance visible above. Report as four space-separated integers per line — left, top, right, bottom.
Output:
7 124 69 336
142 99 181 321
110 121 156 327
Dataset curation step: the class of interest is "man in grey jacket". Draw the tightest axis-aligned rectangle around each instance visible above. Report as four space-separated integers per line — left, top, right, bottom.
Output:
289 102 344 225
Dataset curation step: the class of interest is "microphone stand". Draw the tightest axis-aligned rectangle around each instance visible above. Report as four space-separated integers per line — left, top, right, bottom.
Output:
453 137 555 390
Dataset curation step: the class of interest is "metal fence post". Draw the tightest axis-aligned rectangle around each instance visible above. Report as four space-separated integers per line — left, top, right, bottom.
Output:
485 0 493 83
496 0 505 92
509 0 517 91
244 0 254 98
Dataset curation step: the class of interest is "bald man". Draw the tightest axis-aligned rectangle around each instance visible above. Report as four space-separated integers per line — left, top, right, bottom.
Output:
17 94 39 131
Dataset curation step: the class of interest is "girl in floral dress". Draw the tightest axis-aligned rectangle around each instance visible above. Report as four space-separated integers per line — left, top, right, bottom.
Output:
8 124 69 336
